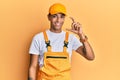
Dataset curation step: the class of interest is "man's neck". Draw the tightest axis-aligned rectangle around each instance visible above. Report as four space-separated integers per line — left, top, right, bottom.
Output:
49 28 62 33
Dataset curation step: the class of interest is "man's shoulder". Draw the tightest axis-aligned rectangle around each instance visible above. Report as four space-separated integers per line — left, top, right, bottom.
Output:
32 32 44 40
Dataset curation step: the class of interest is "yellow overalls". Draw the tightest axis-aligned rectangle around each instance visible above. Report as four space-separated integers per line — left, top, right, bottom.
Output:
37 31 71 80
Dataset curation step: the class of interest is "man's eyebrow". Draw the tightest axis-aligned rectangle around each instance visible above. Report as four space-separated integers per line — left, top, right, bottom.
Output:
51 14 57 16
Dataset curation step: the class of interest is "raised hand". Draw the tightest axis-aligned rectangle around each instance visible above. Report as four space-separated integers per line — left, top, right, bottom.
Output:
67 17 95 60
66 17 84 36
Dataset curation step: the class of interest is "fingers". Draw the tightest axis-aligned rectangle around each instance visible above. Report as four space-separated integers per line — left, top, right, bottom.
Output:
67 17 83 34
69 17 75 23
71 22 76 30
69 17 82 30
72 22 82 30
69 17 76 30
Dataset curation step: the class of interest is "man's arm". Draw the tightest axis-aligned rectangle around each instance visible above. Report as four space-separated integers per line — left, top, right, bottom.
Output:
76 34 95 60
66 17 95 60
28 54 39 80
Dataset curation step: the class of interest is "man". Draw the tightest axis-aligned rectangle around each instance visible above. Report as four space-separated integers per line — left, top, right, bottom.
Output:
28 3 95 80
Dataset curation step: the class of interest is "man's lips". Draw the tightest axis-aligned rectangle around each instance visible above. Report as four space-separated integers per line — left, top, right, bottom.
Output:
54 22 62 27
55 23 61 26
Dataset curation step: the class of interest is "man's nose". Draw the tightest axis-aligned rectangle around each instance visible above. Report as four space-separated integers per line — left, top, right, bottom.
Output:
56 17 61 22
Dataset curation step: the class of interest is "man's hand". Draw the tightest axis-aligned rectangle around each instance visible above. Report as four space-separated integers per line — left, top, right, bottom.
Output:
66 17 84 35
66 17 86 39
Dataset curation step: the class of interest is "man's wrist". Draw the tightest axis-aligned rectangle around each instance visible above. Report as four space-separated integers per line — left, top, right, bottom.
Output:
78 32 85 39
80 35 88 43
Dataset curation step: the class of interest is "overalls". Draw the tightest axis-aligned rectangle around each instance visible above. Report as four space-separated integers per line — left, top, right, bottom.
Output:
37 31 71 80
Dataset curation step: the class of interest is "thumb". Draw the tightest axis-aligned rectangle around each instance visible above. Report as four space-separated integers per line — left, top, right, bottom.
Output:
66 28 79 34
66 28 73 31
66 28 76 33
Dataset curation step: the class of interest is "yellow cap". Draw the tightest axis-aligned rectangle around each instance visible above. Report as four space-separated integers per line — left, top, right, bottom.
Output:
49 3 66 15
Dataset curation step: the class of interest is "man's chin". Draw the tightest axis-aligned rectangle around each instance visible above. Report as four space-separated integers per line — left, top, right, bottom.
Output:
55 26 62 29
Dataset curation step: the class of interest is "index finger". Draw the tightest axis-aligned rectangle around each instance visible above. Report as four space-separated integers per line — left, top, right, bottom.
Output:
69 17 75 23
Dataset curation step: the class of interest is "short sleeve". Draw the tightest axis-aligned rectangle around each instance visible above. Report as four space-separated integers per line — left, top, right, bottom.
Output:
29 35 40 55
72 35 83 51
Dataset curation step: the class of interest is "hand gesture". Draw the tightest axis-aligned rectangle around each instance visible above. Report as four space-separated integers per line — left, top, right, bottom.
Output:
66 17 84 36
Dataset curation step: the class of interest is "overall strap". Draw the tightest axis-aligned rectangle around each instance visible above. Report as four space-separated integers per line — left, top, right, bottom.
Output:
63 32 69 52
43 31 51 52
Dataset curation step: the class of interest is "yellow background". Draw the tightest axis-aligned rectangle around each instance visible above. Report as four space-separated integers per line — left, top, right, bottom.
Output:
0 0 120 80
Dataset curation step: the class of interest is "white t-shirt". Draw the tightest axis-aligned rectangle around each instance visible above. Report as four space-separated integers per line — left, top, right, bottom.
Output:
29 30 83 67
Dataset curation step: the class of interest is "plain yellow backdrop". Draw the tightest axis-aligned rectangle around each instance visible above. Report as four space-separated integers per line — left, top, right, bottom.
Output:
0 0 120 80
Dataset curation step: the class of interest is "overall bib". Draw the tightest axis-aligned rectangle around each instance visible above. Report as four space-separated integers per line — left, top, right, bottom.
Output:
37 31 71 80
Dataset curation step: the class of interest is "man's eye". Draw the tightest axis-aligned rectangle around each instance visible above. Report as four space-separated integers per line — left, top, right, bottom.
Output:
51 15 57 18
61 15 65 18
60 14 65 18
